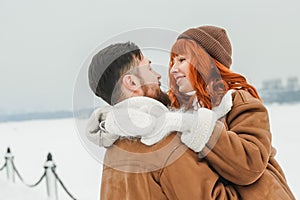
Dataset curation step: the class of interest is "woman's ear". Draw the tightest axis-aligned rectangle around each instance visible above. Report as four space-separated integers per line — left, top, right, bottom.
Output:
122 74 141 91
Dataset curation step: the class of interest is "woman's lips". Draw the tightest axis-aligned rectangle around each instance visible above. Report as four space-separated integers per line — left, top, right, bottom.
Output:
175 75 185 84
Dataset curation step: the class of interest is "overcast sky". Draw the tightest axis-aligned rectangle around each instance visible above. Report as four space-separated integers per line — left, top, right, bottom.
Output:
1 0 299 113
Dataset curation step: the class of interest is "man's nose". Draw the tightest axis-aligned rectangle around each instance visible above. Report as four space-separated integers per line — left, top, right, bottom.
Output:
157 73 162 80
154 70 161 79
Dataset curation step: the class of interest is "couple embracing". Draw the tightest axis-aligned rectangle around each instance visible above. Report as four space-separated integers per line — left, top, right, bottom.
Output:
86 25 295 200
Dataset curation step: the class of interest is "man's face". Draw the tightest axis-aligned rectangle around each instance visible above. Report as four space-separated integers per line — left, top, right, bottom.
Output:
135 56 170 106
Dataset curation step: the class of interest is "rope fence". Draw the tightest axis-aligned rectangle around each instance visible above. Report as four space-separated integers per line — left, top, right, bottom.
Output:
0 147 78 200
0 162 6 171
51 168 77 200
12 161 46 188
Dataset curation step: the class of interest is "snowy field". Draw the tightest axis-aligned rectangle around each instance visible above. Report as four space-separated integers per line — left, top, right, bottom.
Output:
0 118 103 200
0 103 299 199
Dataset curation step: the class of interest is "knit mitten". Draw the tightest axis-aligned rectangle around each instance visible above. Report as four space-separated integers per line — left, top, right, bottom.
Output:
86 106 119 147
181 108 217 152
180 90 234 152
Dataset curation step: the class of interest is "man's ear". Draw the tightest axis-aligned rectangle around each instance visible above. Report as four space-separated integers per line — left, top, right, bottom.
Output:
122 74 141 91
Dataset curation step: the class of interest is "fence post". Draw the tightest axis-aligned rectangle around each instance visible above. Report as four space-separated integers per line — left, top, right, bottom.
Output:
44 153 58 200
5 147 15 183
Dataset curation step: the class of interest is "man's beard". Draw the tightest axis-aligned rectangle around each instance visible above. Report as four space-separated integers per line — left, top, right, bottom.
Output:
141 85 170 107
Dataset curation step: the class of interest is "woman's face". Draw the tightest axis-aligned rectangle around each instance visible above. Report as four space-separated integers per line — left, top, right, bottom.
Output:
170 54 194 93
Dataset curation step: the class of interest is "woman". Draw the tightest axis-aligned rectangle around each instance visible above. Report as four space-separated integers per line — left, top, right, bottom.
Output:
168 25 295 200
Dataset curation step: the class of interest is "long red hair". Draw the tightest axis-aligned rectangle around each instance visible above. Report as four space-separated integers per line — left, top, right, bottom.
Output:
168 39 260 109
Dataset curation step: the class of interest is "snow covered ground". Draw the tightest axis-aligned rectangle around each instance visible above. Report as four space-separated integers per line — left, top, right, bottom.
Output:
0 103 299 199
0 118 102 200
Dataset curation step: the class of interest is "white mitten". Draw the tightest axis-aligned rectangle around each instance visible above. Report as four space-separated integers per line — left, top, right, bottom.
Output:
86 106 119 147
104 107 190 146
180 108 217 152
98 122 119 147
141 111 197 145
86 106 112 133
180 90 234 152
212 89 234 118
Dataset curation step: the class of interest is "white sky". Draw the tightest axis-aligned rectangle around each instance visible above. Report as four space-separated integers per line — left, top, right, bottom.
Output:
1 0 300 113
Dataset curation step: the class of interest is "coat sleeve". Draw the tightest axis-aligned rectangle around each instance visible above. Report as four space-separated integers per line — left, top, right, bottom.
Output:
159 146 239 200
200 90 272 185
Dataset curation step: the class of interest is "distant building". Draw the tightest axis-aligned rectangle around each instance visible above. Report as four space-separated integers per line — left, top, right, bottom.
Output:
259 77 300 104
286 77 300 91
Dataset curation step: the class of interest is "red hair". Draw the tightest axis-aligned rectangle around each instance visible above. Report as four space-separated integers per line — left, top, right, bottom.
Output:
168 39 260 109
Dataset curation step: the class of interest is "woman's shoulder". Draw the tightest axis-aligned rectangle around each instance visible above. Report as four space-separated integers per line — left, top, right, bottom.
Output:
231 89 262 107
227 89 269 122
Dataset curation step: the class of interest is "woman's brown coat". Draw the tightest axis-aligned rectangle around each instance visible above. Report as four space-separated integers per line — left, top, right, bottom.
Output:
200 90 295 200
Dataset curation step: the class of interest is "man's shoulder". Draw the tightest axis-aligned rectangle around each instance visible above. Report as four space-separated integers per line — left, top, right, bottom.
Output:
113 132 181 152
103 133 189 173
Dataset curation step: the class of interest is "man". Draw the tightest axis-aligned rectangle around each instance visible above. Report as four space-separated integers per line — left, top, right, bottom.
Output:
87 42 238 199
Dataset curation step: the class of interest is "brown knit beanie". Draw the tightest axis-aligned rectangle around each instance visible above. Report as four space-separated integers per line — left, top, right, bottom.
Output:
177 25 232 68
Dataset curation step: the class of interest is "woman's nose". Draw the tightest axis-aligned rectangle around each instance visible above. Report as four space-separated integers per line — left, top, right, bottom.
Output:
170 63 178 73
